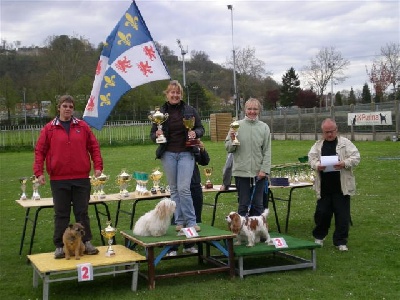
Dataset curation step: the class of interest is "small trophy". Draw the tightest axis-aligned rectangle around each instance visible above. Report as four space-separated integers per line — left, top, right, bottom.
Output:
97 173 109 199
19 177 28 200
203 167 213 189
101 221 117 257
183 115 200 147
90 176 100 199
150 169 163 192
230 118 240 146
30 175 41 200
148 106 169 143
133 171 149 195
117 170 131 198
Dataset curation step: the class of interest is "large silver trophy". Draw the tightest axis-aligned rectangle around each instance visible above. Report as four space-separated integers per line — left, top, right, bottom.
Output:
148 106 169 143
19 177 28 200
30 175 41 200
117 170 131 198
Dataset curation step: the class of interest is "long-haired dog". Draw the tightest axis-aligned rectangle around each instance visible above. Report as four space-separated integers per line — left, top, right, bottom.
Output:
133 198 176 236
225 209 273 247
63 223 86 260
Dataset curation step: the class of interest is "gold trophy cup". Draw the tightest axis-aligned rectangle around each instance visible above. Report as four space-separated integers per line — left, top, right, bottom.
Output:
230 118 240 146
204 167 213 189
90 175 100 199
30 175 41 200
183 116 200 147
101 221 117 257
150 169 163 191
117 170 131 198
97 173 109 199
19 177 28 200
148 106 169 143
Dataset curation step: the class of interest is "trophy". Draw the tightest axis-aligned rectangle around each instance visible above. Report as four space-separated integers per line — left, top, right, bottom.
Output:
30 175 41 200
183 115 200 147
97 173 109 199
150 169 163 192
90 176 100 199
133 171 149 195
101 221 117 257
117 170 131 197
19 177 28 200
148 106 169 143
203 167 213 189
230 118 240 146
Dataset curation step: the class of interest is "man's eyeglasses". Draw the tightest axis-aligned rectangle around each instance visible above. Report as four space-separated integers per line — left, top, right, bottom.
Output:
61 104 74 109
323 129 337 134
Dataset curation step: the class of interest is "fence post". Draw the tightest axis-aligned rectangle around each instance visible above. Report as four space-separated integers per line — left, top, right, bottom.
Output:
313 107 318 140
371 102 376 141
350 104 355 141
395 100 399 138
298 107 302 140
284 109 287 140
270 109 274 140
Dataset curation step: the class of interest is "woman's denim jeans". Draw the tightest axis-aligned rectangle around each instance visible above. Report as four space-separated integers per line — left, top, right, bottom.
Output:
161 151 197 227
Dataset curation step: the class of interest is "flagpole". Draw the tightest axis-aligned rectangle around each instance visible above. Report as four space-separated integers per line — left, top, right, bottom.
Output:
227 4 238 119
177 39 188 105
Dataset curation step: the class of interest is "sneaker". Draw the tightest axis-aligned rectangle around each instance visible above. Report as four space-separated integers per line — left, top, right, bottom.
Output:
175 225 183 232
165 250 177 257
193 225 201 232
84 241 99 255
314 239 324 246
54 247 65 259
337 245 348 251
183 247 198 254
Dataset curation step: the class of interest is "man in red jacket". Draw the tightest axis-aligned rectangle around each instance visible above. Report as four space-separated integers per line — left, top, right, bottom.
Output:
33 95 103 259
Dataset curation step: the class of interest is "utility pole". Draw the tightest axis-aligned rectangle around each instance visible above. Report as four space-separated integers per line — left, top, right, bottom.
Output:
23 87 27 126
227 4 238 119
177 39 189 105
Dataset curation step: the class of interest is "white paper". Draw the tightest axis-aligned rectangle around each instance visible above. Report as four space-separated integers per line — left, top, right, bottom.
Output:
320 155 339 172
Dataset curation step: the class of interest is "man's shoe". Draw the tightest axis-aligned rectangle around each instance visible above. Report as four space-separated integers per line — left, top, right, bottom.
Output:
314 239 324 246
165 250 177 257
337 245 348 251
193 225 201 232
183 247 198 254
54 247 65 259
175 225 183 232
84 241 99 255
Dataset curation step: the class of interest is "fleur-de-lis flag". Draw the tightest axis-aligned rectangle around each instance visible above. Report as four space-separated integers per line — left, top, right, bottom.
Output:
83 1 170 130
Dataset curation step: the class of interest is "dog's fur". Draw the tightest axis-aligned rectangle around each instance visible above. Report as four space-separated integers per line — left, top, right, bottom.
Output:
133 198 176 236
63 223 86 260
225 209 273 247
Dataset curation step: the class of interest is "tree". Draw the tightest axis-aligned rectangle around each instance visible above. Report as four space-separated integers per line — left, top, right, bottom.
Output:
366 59 392 103
348 88 356 105
301 46 350 107
361 83 372 103
381 42 400 97
296 89 318 108
335 91 343 106
280 67 300 107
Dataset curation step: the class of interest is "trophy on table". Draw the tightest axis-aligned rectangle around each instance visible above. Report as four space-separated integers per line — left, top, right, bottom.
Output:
101 221 117 257
19 177 28 200
90 175 100 199
150 169 163 192
117 170 131 198
230 118 240 146
203 167 214 189
148 106 169 143
133 171 149 195
97 173 109 199
183 115 200 147
30 175 41 200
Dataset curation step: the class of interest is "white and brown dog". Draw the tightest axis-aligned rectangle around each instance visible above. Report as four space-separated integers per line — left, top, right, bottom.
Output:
133 198 176 237
225 209 273 247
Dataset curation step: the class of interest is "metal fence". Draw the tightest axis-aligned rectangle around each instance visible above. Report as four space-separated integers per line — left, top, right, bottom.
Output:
1 101 398 149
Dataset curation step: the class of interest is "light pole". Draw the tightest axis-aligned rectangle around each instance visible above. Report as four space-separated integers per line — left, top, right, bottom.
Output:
177 39 189 105
227 4 238 119
23 87 27 126
328 63 335 108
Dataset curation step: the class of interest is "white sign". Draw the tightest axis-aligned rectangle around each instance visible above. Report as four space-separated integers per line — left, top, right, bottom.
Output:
348 111 392 126
272 237 288 248
177 227 199 238
77 263 93 282
320 155 340 173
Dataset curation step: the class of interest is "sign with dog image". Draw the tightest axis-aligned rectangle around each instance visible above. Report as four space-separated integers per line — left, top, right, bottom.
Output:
348 111 392 126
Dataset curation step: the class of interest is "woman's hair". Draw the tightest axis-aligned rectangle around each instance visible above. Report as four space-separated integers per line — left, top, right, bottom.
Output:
245 97 262 111
163 80 183 96
57 95 75 108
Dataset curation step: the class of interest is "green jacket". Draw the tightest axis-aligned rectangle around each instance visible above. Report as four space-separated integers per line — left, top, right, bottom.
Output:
225 117 271 178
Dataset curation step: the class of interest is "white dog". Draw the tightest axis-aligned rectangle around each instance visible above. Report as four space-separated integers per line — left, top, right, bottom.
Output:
133 198 176 237
225 209 273 247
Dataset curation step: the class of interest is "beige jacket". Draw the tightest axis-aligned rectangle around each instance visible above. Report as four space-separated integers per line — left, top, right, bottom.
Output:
308 136 361 199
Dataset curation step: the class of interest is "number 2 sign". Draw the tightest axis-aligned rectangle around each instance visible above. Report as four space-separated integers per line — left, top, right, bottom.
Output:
77 263 93 282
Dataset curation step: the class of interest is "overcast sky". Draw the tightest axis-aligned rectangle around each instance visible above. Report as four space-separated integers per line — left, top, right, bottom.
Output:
1 0 399 93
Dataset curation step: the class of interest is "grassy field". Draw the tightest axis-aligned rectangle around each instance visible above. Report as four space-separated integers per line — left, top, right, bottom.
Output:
0 140 399 299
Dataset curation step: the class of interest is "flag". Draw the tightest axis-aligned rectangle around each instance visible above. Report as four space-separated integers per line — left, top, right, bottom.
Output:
83 1 170 130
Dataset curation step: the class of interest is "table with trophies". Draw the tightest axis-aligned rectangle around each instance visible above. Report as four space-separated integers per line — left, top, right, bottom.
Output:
16 174 114 255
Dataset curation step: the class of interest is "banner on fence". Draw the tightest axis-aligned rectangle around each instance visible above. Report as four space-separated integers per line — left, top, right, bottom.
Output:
348 111 392 126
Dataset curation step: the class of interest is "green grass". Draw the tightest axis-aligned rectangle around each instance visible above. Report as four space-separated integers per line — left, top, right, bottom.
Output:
0 141 399 299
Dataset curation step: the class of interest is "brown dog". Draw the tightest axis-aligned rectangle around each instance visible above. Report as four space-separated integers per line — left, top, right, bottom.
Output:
62 223 86 260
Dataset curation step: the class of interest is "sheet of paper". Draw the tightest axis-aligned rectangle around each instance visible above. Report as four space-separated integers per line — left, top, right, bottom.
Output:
320 155 339 172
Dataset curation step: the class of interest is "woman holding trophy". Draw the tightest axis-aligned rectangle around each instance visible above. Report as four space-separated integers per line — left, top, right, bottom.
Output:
225 98 271 217
150 80 204 238
33 95 103 259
